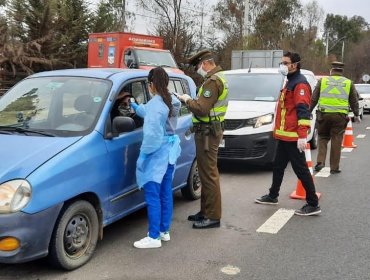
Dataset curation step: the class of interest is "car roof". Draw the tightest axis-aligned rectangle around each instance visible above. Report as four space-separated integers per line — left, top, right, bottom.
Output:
29 68 187 80
223 68 314 75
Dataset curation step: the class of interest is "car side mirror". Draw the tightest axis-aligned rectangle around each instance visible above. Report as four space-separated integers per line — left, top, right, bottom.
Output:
111 116 136 137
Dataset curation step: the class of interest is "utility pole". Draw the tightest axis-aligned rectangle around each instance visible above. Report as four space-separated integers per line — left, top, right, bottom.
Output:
121 0 126 32
243 0 249 48
341 40 345 61
200 4 204 49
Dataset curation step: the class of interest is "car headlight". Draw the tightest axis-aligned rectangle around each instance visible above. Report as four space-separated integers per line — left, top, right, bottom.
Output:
0 180 31 214
254 114 274 128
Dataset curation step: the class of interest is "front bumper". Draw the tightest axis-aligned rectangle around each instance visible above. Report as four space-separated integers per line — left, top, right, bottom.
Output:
0 203 63 264
218 131 277 165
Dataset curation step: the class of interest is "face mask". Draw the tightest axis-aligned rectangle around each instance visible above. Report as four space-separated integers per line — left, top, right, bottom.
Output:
278 64 289 76
197 63 208 77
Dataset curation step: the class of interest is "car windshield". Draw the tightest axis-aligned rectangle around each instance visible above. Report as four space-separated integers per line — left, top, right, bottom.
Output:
0 76 111 136
135 49 178 68
355 84 370 94
224 73 284 101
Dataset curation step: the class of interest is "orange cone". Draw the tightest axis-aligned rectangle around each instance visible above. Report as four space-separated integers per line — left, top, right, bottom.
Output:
290 143 321 200
342 119 357 148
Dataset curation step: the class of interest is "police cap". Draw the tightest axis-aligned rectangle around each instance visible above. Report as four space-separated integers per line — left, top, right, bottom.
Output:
187 49 214 67
331 61 344 70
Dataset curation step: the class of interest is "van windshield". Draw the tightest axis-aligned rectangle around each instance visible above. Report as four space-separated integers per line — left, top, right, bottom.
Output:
355 84 370 94
224 73 284 101
0 76 111 136
135 49 178 68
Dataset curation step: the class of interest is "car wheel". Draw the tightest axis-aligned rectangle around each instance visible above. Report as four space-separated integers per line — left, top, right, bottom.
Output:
309 125 318 150
181 160 201 200
48 200 99 270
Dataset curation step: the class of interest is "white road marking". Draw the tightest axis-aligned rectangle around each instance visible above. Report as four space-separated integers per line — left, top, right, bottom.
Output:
342 148 354 152
357 134 366 138
221 265 241 275
366 127 370 130
256 208 295 234
315 167 330 177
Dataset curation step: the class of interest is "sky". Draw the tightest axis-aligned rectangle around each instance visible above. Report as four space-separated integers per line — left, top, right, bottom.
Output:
90 0 370 34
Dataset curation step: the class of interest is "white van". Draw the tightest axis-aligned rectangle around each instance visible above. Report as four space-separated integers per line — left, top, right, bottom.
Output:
218 68 318 166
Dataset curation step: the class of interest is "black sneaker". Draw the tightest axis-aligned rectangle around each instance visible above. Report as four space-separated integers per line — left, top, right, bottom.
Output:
254 194 278 205
314 163 324 171
295 204 321 216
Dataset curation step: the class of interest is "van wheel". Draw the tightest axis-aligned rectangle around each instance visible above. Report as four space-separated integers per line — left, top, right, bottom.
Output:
48 200 99 270
181 160 201 200
309 126 318 150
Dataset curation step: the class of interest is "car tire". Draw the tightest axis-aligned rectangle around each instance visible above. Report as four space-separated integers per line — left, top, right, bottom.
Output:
181 160 201 200
309 125 318 150
48 200 99 270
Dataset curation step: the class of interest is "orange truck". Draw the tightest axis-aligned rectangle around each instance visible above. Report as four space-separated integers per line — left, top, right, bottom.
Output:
88 32 183 73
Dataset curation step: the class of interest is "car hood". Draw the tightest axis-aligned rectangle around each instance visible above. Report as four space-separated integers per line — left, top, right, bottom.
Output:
225 100 276 119
0 135 81 182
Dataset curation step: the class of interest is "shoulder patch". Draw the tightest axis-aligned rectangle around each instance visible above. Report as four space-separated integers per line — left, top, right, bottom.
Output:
203 90 212 98
299 89 305 96
210 75 218 81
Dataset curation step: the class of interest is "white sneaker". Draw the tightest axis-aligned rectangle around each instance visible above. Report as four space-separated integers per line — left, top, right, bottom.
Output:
160 231 170 242
133 236 161 249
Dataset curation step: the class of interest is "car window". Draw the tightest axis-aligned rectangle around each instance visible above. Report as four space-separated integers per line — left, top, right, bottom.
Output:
0 77 110 135
169 79 190 116
224 73 284 101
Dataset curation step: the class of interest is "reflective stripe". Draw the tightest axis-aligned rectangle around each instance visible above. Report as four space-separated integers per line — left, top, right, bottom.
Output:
319 76 350 114
192 71 229 123
298 119 311 126
275 129 298 138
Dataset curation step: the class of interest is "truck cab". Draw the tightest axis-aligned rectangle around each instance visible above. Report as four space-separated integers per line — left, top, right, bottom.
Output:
88 32 183 74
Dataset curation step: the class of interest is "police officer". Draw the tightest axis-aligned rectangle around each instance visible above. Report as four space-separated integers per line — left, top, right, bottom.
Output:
178 50 228 229
310 61 360 174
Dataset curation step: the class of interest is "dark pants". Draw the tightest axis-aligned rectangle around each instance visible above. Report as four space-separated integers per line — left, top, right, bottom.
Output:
317 112 348 171
195 130 223 220
269 140 319 207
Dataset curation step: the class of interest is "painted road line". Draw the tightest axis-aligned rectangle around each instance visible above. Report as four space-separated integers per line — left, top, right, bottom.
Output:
342 148 353 153
366 127 370 130
315 167 330 177
357 134 366 138
256 208 295 234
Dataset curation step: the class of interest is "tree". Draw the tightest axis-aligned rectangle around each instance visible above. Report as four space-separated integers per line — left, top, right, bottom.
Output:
324 14 368 60
92 0 135 32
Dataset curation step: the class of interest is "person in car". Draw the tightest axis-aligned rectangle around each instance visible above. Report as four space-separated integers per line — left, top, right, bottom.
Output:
131 67 181 249
255 51 321 216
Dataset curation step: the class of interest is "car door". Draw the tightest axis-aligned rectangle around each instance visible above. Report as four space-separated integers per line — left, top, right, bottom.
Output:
104 79 147 221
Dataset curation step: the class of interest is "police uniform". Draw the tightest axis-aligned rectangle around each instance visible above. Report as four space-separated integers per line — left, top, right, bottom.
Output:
310 61 359 173
185 50 228 228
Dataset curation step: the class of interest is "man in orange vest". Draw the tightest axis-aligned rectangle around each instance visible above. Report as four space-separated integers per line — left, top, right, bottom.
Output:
255 51 321 216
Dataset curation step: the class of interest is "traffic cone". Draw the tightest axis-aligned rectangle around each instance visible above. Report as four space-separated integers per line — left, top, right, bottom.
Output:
290 143 321 200
342 119 357 148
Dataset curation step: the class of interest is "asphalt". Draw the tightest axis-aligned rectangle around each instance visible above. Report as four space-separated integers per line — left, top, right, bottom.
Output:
1 115 370 280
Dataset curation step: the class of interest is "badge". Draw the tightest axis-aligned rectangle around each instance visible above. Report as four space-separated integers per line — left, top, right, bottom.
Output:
299 89 305 96
203 90 212 98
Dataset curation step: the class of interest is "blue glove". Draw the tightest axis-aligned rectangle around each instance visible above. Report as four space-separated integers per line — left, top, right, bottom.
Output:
131 102 139 111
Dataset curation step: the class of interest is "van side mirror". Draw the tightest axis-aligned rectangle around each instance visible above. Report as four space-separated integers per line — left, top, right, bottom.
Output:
126 59 138 69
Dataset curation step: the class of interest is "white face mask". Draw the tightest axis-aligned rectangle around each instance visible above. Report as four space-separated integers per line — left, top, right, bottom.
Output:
197 63 208 77
278 64 289 76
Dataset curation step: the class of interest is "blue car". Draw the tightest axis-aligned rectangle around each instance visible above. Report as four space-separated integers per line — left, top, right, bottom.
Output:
0 68 200 270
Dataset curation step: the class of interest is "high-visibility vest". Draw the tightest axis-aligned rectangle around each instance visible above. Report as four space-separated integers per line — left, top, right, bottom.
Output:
319 76 351 114
192 72 228 123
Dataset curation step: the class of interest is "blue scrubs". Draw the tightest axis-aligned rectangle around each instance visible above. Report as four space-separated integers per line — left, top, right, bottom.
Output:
132 94 181 239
